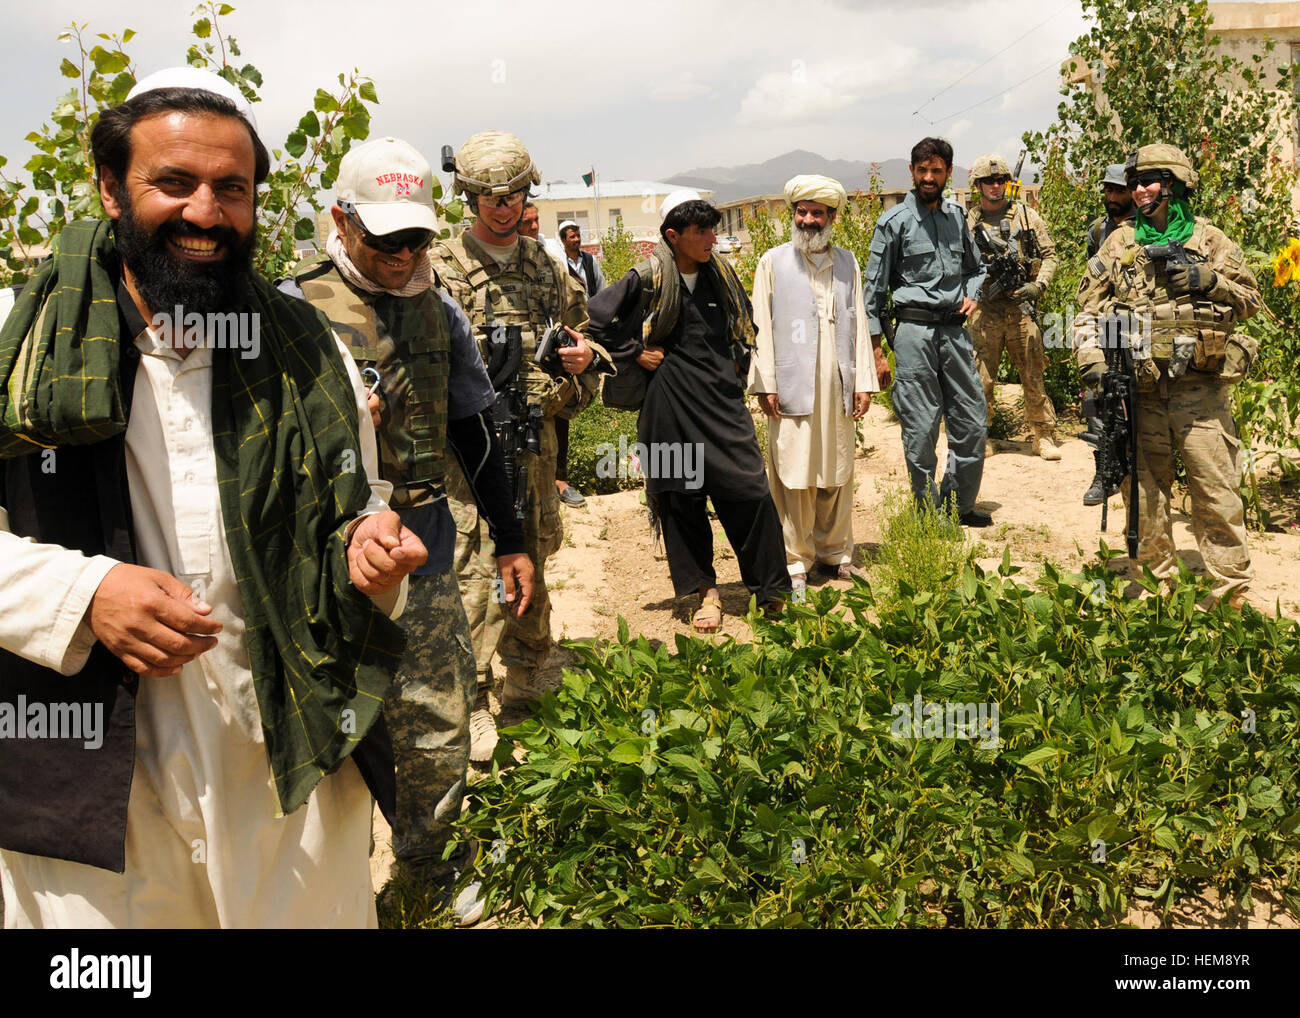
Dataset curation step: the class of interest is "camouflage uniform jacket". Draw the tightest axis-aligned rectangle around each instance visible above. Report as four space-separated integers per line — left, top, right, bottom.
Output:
966 200 1058 295
1073 217 1261 384
427 231 611 416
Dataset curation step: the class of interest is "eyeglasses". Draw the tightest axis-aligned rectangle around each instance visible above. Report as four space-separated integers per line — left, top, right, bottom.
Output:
341 203 433 255
981 176 1011 186
1131 171 1168 189
480 190 527 209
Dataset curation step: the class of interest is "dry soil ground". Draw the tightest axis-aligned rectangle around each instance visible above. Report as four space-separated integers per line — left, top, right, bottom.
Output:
372 385 1300 928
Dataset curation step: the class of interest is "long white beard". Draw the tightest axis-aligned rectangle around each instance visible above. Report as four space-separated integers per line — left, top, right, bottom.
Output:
791 222 832 255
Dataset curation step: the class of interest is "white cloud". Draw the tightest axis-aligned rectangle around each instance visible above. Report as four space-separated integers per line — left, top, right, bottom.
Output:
738 50 921 127
0 0 1094 195
650 72 714 102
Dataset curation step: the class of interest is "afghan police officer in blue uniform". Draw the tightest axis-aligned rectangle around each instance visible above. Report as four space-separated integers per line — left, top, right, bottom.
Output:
863 137 992 527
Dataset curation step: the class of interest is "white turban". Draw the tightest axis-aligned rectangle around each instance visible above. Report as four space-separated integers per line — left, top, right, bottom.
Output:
783 174 847 211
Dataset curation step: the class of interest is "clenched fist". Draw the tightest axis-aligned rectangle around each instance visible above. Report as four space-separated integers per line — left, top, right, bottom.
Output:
347 511 427 596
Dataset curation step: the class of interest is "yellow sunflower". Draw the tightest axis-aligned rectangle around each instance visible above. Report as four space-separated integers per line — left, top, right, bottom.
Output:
1273 238 1300 287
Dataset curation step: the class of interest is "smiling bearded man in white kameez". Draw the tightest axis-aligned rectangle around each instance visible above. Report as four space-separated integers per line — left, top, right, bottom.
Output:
749 174 886 596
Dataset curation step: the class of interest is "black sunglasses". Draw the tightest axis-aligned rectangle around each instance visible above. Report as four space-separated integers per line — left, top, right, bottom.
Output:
341 202 433 254
1131 171 1168 190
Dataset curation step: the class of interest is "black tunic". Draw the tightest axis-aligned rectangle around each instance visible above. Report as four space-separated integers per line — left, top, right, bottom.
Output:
588 267 768 499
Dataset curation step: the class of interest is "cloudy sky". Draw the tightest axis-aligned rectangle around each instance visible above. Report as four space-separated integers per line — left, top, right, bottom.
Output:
0 0 1241 191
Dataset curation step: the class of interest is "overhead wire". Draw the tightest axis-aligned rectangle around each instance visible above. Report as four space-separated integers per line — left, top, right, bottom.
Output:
912 5 1066 121
924 59 1064 126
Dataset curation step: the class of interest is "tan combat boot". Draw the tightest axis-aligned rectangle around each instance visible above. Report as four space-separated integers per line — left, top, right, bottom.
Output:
468 688 498 764
1031 425 1061 461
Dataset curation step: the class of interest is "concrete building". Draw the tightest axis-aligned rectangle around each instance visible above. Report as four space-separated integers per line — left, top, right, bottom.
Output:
529 180 713 247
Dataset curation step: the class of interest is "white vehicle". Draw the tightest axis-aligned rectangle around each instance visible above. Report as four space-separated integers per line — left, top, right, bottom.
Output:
714 235 739 254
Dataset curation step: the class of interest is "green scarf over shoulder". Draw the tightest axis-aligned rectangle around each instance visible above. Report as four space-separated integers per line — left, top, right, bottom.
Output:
0 220 405 814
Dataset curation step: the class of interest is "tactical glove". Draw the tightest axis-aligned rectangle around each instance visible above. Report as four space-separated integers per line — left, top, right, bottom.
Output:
1080 360 1105 389
1011 281 1045 302
1167 264 1217 296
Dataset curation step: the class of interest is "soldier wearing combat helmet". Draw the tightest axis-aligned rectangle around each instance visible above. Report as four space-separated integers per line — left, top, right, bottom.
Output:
1073 143 1262 607
966 153 1060 459
431 130 612 755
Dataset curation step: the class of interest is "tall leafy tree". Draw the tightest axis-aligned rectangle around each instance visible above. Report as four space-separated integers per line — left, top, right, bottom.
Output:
0 3 461 284
1026 0 1298 259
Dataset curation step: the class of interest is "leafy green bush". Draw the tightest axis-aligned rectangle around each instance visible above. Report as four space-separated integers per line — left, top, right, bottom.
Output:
564 401 643 495
598 219 638 283
868 485 967 604
457 557 1300 928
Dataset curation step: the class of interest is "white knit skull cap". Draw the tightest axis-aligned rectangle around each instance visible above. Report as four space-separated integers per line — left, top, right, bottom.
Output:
659 189 703 221
127 67 259 135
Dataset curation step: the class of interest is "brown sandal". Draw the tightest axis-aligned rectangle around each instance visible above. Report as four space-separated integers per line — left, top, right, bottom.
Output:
692 596 723 633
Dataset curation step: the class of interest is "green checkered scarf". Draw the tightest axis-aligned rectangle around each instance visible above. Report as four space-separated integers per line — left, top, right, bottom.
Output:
0 220 405 815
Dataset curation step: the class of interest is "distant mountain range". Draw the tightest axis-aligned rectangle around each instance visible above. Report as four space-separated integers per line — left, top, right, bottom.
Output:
665 149 973 204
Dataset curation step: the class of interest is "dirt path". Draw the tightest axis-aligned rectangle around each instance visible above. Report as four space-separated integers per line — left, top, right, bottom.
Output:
554 388 1300 649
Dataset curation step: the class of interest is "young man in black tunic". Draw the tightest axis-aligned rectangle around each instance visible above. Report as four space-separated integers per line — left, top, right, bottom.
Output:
587 191 790 631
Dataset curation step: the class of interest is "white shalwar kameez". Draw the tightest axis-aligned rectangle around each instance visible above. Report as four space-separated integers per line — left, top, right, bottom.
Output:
750 247 877 576
0 308 400 929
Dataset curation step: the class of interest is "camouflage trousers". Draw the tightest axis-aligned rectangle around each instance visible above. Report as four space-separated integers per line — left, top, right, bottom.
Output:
446 414 562 689
1134 377 1251 599
969 299 1056 429
384 568 476 874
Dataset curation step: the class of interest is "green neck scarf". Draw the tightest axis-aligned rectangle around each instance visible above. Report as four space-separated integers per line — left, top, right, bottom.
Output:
0 220 405 815
1134 196 1195 246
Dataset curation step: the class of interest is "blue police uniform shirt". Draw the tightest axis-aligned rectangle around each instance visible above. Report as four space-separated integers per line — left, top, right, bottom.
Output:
862 189 986 334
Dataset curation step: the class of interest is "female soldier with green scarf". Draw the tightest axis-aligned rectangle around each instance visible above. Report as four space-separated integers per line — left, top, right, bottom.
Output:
1073 144 1262 607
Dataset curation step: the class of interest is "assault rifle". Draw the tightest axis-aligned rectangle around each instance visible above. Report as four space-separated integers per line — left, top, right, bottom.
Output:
1095 311 1140 559
482 323 541 521
973 221 1039 323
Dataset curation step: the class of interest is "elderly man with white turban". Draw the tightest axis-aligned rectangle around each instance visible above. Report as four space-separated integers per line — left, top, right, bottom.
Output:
749 175 883 594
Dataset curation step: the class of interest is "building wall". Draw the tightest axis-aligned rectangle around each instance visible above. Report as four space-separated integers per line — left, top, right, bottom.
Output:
531 194 664 244
1210 1 1300 196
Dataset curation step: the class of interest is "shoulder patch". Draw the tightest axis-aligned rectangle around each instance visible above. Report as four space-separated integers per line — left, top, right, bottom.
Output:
1088 256 1107 279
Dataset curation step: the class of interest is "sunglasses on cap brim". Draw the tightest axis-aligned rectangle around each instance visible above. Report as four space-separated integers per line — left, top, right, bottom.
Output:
340 202 434 254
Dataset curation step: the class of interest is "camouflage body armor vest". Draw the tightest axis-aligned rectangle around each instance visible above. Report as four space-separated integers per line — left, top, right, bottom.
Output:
1108 220 1241 383
968 201 1041 282
292 256 451 507
429 233 584 418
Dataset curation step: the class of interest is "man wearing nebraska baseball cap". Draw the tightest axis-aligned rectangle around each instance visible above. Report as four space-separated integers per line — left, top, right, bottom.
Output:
282 135 534 924
336 136 440 237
